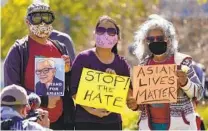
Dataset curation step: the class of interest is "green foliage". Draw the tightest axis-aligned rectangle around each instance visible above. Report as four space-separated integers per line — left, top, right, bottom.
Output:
1 1 154 129
49 0 151 55
121 106 139 130
2 1 208 130
1 0 32 58
1 0 156 59
196 105 208 130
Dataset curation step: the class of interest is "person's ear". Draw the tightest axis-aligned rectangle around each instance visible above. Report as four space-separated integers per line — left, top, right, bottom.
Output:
20 106 27 118
19 108 24 116
93 30 96 40
25 17 29 23
25 18 30 27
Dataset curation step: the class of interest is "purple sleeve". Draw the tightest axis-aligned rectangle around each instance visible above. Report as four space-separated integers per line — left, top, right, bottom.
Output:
70 53 86 96
121 58 131 77
4 44 21 86
121 57 132 88
50 30 76 62
62 36 76 62
4 44 33 95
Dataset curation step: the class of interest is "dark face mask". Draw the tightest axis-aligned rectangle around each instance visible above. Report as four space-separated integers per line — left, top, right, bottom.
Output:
148 41 167 55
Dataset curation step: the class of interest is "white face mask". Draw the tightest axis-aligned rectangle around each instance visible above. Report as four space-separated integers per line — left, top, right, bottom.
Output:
29 22 53 38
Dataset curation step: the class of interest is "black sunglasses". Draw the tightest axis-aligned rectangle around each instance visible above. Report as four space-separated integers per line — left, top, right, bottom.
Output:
146 36 165 42
27 12 55 25
35 68 54 75
96 27 117 36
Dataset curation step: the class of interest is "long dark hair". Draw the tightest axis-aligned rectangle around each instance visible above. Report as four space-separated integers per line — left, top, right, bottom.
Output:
95 15 120 54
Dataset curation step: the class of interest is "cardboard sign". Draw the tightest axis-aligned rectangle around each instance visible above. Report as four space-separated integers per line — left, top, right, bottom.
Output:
133 64 177 104
76 68 130 114
35 58 65 96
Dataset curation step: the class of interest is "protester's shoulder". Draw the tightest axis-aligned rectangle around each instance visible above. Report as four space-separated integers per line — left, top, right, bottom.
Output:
115 54 130 66
175 52 192 58
51 30 73 41
174 52 193 66
75 48 95 59
115 54 127 61
50 39 65 47
5 36 28 59
9 36 29 50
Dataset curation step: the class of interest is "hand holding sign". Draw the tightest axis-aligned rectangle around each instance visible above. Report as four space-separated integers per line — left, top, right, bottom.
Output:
61 55 71 72
176 70 188 87
76 68 130 114
126 89 138 110
106 68 116 74
127 97 138 110
48 96 60 108
176 65 189 88
82 106 109 118
92 108 111 117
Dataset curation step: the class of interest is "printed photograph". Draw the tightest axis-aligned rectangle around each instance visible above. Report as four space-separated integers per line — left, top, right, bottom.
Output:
34 58 65 96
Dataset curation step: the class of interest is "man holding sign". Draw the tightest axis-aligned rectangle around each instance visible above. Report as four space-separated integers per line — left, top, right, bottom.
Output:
4 2 75 130
128 14 203 130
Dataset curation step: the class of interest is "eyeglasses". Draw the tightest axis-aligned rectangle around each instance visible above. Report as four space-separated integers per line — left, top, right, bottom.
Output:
27 12 55 25
96 27 117 36
146 36 165 42
35 68 54 75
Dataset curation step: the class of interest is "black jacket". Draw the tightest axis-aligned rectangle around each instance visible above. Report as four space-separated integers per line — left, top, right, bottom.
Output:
4 36 75 124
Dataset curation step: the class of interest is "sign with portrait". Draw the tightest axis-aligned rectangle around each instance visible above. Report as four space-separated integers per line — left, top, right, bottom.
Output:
34 58 65 96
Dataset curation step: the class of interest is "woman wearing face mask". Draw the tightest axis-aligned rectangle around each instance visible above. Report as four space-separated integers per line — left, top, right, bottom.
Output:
127 14 204 130
70 15 132 130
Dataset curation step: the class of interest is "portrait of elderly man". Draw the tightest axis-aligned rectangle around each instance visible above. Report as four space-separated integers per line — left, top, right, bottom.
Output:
35 59 64 96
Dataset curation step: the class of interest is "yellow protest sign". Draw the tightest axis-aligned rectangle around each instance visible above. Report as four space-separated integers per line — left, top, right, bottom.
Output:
133 64 177 104
76 68 130 114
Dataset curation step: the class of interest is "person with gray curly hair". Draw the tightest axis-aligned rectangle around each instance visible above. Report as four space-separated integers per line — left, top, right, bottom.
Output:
132 14 178 64
127 14 204 130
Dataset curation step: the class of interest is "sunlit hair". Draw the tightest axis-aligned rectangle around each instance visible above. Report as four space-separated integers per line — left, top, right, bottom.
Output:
132 14 178 64
37 59 55 68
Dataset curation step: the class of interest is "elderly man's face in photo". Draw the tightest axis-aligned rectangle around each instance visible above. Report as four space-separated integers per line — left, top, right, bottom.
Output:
36 60 56 84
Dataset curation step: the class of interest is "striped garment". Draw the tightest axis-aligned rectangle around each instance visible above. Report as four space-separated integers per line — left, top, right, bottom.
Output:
9 119 44 130
137 52 204 130
10 119 24 130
